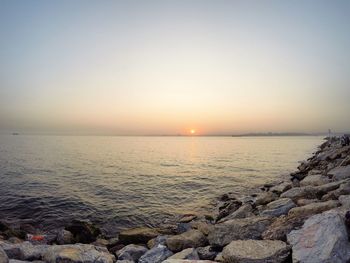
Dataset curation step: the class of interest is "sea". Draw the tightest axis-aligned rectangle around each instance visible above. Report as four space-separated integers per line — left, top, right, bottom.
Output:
0 135 322 234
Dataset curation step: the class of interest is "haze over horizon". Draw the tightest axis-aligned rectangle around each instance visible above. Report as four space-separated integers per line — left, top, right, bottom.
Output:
1 0 350 135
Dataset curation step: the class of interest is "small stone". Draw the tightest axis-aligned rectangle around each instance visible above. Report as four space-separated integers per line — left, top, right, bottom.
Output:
168 248 199 260
119 227 159 245
166 230 207 252
138 244 173 263
179 215 197 223
255 192 278 206
146 235 168 249
116 244 148 262
270 182 292 194
196 246 217 260
218 204 254 222
56 229 73 245
261 198 296 217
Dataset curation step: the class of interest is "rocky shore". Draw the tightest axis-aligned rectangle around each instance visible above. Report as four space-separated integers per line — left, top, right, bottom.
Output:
1 136 350 263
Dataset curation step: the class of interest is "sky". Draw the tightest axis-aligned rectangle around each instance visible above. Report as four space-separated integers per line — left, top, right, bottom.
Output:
0 0 349 135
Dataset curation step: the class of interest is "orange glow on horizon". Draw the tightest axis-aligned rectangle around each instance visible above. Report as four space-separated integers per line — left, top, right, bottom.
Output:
190 129 196 135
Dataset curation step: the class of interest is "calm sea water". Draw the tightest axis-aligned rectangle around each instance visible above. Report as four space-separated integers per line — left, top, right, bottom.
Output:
0 135 322 233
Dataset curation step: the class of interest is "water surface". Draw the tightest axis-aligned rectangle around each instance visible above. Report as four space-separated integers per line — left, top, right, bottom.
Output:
0 135 322 232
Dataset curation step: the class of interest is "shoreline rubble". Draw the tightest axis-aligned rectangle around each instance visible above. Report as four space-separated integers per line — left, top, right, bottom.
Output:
1 136 350 262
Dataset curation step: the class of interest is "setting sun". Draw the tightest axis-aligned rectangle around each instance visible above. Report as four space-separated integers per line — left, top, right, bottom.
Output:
190 129 196 135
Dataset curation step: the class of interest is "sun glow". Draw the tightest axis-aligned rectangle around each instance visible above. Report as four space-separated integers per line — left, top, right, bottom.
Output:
190 129 196 135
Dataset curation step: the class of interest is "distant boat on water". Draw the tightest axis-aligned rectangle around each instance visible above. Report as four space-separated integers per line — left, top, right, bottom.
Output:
12 132 19 135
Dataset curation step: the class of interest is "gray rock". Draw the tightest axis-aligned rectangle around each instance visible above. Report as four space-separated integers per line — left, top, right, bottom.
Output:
56 229 73 245
118 227 159 245
146 235 168 249
339 195 350 209
0 241 48 261
218 204 254 222
0 247 8 263
288 200 340 218
300 174 330 186
162 260 216 263
287 210 350 263
328 165 350 181
9 261 44 263
222 239 290 263
168 248 199 260
261 198 296 217
116 244 147 261
166 230 207 252
322 181 350 201
43 244 114 263
138 244 173 263
280 186 316 201
270 182 292 194
196 246 217 260
255 192 278 206
208 216 272 247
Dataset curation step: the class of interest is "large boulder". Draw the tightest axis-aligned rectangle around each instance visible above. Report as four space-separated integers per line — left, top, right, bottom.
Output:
43 244 114 263
217 204 254 222
288 200 340 218
168 248 199 260
255 192 278 206
328 165 350 181
322 181 350 201
287 210 350 263
208 216 272 247
261 198 296 217
65 220 100 244
118 227 159 245
215 199 242 222
280 186 316 201
166 230 207 252
116 244 148 261
0 247 8 263
138 244 173 263
300 174 330 186
222 239 290 263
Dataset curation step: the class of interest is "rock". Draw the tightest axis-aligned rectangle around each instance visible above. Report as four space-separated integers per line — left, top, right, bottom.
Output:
92 238 109 247
296 198 319 206
7 238 22 244
280 186 316 201
0 247 8 263
255 192 278 206
322 181 350 201
43 244 114 263
261 198 296 217
340 156 350 166
138 244 173 263
222 239 290 263
328 165 350 181
270 182 292 194
65 220 100 244
300 174 330 186
190 222 213 236
9 261 44 263
217 204 254 222
162 260 216 263
176 223 191 234
116 244 147 261
118 227 159 245
215 200 242 222
56 229 73 245
179 215 197 223
208 216 272 247
0 241 48 261
287 210 350 263
0 222 25 240
339 195 350 209
196 246 217 260
288 200 340 218
168 248 199 260
166 230 207 252
146 235 168 249
261 215 306 241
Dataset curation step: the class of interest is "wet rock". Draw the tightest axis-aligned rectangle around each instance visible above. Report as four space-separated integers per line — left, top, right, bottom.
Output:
146 235 168 249
222 239 290 263
328 165 350 181
168 248 199 260
65 220 100 244
270 182 292 194
196 246 217 260
179 215 197 223
339 195 350 209
138 244 173 263
116 244 147 262
261 198 296 217
288 200 340 218
215 200 242 222
43 244 114 263
0 222 25 240
190 222 213 236
300 173 330 186
217 204 254 222
0 241 48 261
255 192 278 206
0 247 8 263
119 227 159 245
208 216 272 247
280 186 316 201
56 229 73 245
166 230 207 252
176 223 191 234
262 215 306 241
287 210 350 263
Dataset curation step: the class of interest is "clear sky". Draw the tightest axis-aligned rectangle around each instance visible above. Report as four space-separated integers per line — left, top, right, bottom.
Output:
0 0 349 135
